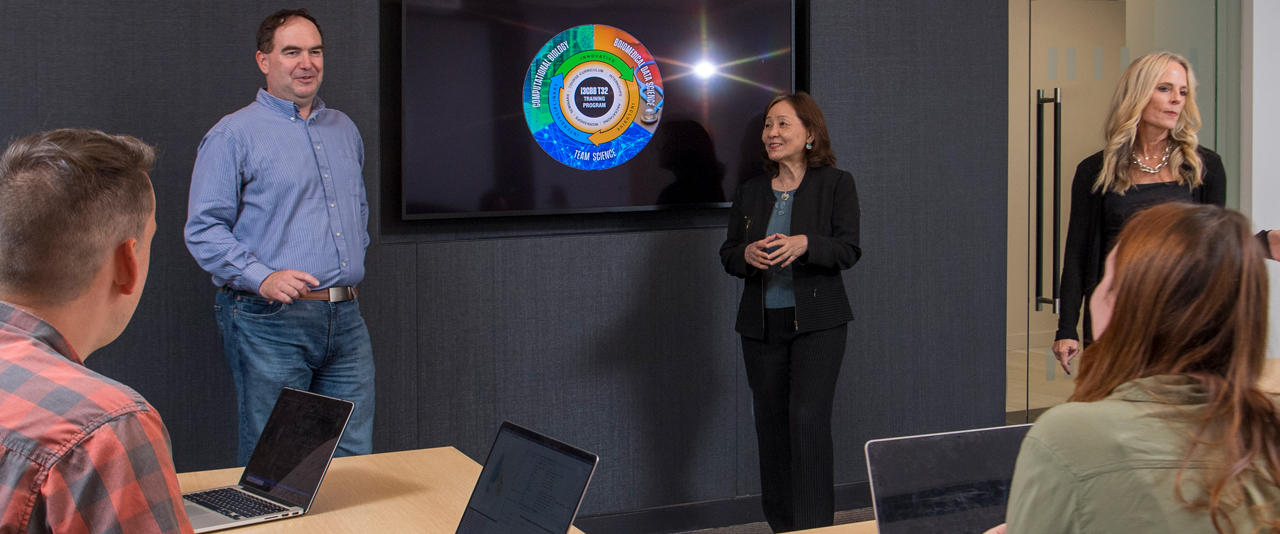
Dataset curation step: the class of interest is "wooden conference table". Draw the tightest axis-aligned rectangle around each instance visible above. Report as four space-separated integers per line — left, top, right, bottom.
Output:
176 447 586 534
803 522 878 533
177 446 878 533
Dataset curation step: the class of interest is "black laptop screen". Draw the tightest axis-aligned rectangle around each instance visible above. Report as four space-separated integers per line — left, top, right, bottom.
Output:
238 388 354 509
457 422 598 534
867 425 1031 534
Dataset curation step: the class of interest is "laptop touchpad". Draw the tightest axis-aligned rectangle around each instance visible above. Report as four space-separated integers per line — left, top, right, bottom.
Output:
185 502 230 530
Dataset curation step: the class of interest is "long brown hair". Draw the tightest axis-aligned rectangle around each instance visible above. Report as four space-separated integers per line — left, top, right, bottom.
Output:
1071 203 1277 532
761 92 837 177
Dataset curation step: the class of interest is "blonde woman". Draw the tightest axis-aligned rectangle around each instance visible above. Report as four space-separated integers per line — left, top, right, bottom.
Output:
1051 52 1225 372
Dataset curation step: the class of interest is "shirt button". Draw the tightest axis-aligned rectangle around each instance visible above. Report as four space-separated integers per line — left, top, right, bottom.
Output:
290 117 295 121
342 262 347 267
324 174 329 178
336 232 341 237
315 146 321 150
330 203 335 207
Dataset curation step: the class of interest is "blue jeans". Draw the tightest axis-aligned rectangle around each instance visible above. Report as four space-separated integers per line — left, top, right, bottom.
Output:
215 288 375 465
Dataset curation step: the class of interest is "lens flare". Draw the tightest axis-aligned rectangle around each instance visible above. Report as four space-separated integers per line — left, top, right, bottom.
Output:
694 61 716 79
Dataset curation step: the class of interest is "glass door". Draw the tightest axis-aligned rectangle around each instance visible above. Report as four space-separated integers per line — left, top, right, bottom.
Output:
1007 0 1221 424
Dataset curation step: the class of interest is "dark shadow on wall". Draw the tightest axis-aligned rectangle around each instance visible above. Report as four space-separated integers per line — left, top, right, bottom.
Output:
655 120 726 205
736 112 768 188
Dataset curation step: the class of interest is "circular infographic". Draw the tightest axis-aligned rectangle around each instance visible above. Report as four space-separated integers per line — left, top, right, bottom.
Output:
523 25 664 170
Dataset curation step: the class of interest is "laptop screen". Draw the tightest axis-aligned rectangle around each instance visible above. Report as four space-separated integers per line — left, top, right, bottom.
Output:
457 422 598 534
238 388 354 509
866 424 1031 534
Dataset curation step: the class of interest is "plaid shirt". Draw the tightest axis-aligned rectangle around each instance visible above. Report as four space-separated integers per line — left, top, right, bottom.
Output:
0 302 193 534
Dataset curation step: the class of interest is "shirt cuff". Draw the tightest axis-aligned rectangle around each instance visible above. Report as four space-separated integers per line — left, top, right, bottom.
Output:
241 263 276 295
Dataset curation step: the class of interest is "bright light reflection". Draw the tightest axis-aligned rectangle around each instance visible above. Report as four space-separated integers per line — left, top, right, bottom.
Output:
658 47 791 94
694 61 717 79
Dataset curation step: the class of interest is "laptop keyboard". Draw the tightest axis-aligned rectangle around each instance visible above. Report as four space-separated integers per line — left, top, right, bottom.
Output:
184 488 289 520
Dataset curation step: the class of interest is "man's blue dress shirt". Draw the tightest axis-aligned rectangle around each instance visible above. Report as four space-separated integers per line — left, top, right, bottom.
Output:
185 89 368 293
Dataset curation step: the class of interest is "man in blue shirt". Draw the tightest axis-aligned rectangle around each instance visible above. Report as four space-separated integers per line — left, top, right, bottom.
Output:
185 8 374 465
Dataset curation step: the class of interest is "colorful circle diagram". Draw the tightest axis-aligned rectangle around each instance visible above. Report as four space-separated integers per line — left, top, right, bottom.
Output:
523 25 663 170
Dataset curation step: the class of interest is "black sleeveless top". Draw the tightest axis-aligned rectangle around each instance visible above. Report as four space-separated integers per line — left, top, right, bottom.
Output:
1101 181 1194 253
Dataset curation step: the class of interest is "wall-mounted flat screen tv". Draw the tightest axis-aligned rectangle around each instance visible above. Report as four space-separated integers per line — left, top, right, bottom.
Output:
402 0 796 219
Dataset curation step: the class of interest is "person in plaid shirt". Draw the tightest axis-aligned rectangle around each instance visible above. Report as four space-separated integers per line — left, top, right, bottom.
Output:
0 129 193 533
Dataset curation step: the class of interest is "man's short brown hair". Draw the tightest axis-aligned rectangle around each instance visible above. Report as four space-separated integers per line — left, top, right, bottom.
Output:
0 129 156 304
257 8 323 53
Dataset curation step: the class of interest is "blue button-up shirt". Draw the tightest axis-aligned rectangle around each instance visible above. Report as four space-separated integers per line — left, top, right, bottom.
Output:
185 89 368 293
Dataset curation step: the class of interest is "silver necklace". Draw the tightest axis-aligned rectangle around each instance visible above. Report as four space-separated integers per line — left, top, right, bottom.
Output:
1132 143 1172 174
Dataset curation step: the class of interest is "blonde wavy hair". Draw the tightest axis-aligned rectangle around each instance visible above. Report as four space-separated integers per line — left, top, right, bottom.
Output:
1095 52 1203 195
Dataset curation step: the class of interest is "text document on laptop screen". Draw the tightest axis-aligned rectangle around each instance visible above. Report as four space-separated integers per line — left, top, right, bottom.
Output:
457 427 596 534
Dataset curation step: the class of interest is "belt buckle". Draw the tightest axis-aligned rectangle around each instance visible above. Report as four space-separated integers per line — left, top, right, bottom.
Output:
328 287 355 302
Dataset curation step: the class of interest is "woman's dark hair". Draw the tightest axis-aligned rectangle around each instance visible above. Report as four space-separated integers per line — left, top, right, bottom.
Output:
1071 202 1277 533
761 91 837 177
257 8 323 54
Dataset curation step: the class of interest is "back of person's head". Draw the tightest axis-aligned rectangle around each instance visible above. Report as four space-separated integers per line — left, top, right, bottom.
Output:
1076 202 1266 385
1072 202 1277 532
0 129 156 306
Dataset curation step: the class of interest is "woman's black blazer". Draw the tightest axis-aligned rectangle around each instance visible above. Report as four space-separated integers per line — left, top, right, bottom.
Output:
719 165 862 339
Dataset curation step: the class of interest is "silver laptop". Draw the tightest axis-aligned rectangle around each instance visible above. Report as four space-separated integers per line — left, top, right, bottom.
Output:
865 424 1032 534
456 421 599 534
182 388 354 533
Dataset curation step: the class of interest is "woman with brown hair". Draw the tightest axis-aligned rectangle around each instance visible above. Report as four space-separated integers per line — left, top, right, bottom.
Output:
1053 51 1226 372
719 92 861 532
994 202 1280 533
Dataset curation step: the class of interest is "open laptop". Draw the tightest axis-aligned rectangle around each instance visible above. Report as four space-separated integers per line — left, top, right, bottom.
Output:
182 388 354 533
865 424 1032 534
456 421 599 534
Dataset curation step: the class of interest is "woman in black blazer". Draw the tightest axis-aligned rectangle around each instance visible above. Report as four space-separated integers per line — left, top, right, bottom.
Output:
1052 51 1225 373
719 92 861 532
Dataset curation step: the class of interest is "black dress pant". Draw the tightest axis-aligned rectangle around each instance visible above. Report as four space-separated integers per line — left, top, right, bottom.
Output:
742 307 847 533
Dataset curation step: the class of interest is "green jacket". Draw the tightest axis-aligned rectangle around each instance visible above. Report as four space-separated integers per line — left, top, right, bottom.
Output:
1006 375 1279 533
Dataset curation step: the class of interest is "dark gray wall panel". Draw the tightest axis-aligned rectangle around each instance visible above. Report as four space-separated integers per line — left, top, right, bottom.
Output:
360 243 420 452
415 229 743 514
0 1 37 142
811 0 1009 484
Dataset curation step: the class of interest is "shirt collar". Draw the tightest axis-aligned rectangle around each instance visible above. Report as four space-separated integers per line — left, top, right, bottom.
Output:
1109 375 1209 405
0 301 83 365
255 88 326 120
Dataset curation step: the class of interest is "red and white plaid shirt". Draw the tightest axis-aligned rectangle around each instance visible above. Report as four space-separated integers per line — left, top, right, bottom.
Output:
0 302 193 534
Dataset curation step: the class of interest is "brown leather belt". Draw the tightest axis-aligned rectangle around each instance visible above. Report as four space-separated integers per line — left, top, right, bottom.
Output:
295 286 358 302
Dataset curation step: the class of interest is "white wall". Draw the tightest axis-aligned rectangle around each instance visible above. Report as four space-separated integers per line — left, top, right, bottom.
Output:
1242 0 1280 359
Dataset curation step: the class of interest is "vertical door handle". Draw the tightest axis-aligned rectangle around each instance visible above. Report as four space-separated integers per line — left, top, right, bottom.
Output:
1034 88 1062 313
